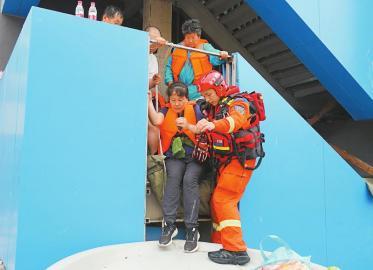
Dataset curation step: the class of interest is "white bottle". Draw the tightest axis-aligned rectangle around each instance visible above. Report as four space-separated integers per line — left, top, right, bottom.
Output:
75 1 84 17
88 2 97 20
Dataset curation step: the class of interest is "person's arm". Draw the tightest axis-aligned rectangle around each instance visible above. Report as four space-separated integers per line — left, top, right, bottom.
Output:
177 103 205 134
204 43 228 66
213 99 250 133
187 124 201 134
148 93 165 126
196 99 250 133
175 117 201 134
164 56 174 86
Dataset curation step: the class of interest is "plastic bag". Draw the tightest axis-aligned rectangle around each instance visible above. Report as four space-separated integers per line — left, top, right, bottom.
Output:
256 235 311 270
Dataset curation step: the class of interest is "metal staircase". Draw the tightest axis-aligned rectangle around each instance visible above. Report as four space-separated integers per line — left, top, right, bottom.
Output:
174 0 350 124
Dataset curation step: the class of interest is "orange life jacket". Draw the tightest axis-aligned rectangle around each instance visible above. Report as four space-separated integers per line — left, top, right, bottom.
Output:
160 103 197 153
171 39 213 83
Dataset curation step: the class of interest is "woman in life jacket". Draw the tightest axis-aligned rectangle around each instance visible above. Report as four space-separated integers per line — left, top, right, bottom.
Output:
147 82 204 253
194 71 258 265
164 19 229 100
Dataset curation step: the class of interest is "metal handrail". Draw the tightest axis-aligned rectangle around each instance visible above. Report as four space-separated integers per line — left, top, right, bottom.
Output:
150 39 232 59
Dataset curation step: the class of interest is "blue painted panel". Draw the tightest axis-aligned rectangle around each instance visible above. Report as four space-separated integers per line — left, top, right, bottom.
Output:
1 0 40 17
236 54 327 264
0 7 148 270
244 0 373 120
237 53 373 268
286 0 373 100
286 0 320 35
0 14 31 270
323 144 373 270
319 0 373 100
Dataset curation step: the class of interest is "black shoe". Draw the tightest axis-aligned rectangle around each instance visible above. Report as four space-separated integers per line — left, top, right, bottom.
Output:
158 223 178 247
208 249 250 265
184 227 200 253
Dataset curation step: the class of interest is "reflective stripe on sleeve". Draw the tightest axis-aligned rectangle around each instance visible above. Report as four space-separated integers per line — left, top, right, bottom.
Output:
226 116 235 133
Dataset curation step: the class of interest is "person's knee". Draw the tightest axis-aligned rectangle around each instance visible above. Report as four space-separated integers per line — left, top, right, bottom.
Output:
211 188 234 205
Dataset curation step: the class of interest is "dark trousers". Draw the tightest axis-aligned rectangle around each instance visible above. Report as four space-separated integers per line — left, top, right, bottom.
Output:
163 156 202 228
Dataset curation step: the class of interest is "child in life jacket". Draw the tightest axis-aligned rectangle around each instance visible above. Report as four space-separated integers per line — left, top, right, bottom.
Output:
147 82 204 253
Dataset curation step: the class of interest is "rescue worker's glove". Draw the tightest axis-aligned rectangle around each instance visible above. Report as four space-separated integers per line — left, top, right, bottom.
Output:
192 133 211 163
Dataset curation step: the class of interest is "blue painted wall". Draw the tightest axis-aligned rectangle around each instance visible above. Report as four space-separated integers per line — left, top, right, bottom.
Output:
0 10 31 270
237 54 373 269
0 7 148 270
1 0 40 17
245 0 373 120
286 0 373 99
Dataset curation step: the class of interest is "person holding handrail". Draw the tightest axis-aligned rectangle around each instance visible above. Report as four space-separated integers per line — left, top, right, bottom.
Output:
164 19 229 100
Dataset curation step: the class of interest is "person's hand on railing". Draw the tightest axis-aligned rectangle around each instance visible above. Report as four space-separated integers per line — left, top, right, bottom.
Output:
219 50 229 60
149 74 161 89
154 36 167 46
150 37 167 52
152 74 161 85
149 37 167 54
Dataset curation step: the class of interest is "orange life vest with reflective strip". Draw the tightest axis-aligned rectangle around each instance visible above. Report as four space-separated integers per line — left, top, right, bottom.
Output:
160 103 197 153
171 39 213 83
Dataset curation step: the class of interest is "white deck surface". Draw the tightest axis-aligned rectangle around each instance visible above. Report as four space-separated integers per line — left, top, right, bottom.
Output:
47 241 326 270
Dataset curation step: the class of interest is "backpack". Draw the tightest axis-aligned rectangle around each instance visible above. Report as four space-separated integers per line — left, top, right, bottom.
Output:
208 90 266 170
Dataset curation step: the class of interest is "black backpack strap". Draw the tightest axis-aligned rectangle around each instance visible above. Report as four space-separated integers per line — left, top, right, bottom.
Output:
244 156 263 171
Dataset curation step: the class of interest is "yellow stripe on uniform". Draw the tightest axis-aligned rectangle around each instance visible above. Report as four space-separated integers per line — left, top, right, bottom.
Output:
226 116 235 133
220 219 241 229
213 145 230 151
212 220 241 231
212 222 220 231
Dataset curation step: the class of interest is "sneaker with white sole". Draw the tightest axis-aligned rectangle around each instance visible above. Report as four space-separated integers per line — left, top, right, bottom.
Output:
158 223 178 247
184 227 200 253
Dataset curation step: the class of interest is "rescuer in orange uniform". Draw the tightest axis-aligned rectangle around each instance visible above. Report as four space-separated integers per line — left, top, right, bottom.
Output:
195 71 263 265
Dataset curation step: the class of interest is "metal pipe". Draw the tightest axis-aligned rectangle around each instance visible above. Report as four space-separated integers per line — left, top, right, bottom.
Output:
150 39 231 59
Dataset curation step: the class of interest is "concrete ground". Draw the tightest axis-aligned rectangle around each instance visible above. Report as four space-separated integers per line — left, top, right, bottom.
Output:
47 241 327 270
